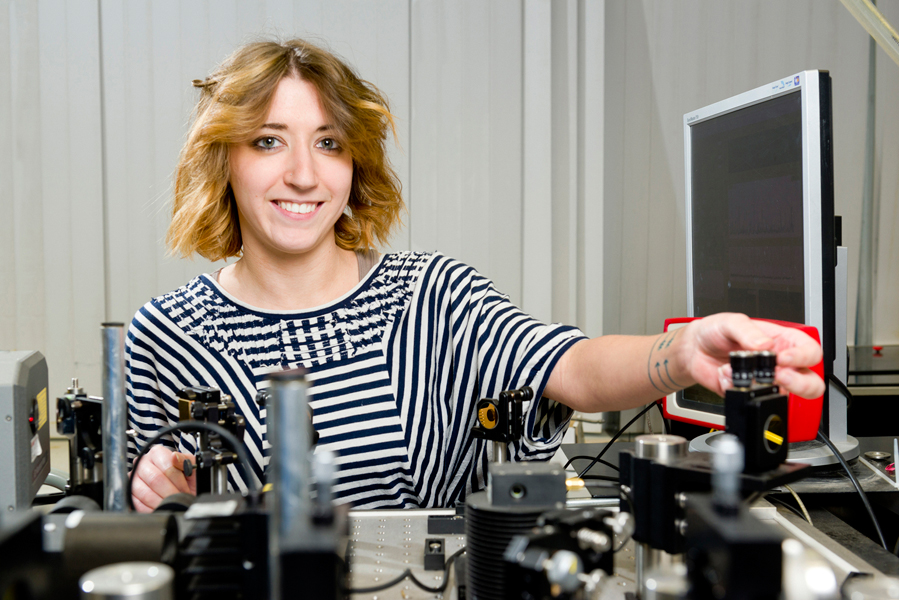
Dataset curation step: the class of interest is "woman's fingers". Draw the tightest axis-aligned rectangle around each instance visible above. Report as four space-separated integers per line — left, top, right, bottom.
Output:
130 469 165 512
132 493 154 514
145 446 192 495
131 446 195 511
754 320 823 366
775 366 824 400
716 314 775 352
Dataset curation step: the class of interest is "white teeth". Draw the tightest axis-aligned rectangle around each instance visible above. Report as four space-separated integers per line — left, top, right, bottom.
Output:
278 201 318 214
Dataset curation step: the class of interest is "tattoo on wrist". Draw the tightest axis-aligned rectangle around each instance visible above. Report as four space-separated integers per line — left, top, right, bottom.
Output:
647 330 685 393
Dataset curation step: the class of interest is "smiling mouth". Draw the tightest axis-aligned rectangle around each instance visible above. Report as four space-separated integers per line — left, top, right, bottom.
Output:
276 200 321 215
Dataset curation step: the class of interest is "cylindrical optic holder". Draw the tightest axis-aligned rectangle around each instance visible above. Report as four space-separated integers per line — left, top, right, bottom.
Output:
632 435 688 600
80 562 174 600
63 513 178 592
466 462 566 600
101 323 128 512
266 368 342 600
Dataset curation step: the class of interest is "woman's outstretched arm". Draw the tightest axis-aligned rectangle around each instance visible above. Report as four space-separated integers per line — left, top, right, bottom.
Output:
545 313 825 413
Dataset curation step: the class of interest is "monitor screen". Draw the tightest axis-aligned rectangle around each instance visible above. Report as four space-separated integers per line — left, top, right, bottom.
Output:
668 71 834 429
690 90 804 324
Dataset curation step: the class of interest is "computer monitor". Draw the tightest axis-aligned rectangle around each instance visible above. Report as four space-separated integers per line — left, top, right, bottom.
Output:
664 70 834 442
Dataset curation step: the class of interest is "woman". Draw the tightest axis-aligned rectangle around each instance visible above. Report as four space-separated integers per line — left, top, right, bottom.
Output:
127 38 824 513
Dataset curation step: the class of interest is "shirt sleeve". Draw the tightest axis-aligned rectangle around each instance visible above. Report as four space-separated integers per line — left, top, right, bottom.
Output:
389 253 587 505
455 262 586 457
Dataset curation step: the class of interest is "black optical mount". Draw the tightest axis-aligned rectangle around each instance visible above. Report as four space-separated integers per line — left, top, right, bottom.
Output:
724 351 789 473
177 386 246 495
56 379 104 505
471 386 534 464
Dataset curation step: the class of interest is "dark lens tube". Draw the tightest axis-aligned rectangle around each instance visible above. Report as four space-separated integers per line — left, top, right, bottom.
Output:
729 351 756 388
754 351 776 384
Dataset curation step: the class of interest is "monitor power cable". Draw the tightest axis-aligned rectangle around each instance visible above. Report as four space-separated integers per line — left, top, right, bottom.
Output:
816 428 888 552
573 402 658 480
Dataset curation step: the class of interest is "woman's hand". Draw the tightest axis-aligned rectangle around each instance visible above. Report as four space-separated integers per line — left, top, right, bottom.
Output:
679 313 825 399
130 445 197 513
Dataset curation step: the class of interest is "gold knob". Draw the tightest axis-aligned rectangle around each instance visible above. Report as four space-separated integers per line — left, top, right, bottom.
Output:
566 477 586 492
478 405 498 429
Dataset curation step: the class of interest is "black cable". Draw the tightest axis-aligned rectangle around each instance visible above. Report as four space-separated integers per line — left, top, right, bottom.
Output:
577 402 656 479
127 422 258 511
654 400 669 434
345 570 408 594
829 374 854 409
816 431 888 552
563 455 619 472
344 547 466 594
765 494 809 523
406 551 463 594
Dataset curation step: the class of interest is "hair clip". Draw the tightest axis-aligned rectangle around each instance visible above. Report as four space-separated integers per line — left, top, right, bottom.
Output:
192 77 218 89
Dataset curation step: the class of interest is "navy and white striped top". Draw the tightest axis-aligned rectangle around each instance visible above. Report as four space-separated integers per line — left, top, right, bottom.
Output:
126 251 585 508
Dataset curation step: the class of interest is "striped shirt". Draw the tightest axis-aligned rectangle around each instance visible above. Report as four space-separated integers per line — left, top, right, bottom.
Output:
126 251 585 508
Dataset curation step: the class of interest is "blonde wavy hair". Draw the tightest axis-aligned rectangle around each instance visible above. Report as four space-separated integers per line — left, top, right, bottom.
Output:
167 38 404 260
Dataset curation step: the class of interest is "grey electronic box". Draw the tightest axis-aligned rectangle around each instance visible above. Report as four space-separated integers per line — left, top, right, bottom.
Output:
0 351 51 511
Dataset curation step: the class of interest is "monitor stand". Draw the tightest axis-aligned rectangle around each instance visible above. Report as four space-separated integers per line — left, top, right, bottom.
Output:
690 248 860 465
786 245 859 466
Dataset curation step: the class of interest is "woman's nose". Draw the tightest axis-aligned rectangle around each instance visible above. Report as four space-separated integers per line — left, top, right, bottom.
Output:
283 147 317 189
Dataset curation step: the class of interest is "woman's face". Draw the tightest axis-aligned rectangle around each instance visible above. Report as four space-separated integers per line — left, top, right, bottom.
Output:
229 76 353 262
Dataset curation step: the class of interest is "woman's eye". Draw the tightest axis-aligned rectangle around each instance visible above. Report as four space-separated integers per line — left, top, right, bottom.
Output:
254 136 282 149
318 138 340 151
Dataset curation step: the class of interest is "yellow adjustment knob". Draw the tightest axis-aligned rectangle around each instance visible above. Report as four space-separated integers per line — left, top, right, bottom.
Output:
478 405 498 429
764 430 784 446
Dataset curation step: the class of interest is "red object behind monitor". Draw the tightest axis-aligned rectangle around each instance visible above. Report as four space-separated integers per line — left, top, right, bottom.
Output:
661 317 824 443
